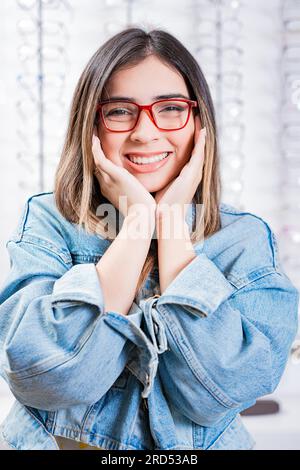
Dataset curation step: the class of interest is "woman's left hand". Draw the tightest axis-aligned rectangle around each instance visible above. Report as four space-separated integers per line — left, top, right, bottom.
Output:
154 115 206 220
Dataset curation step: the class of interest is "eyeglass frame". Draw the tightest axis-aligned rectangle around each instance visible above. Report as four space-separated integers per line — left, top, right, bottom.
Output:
96 98 199 132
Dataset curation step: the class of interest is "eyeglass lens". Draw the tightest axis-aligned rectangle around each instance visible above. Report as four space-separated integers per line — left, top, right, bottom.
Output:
101 100 190 131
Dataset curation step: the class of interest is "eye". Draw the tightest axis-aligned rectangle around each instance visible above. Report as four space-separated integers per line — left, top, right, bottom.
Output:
160 106 184 112
106 108 131 116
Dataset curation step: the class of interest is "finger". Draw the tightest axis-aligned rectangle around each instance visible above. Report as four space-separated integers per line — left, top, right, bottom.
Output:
194 116 206 151
92 134 118 171
92 134 104 164
193 114 201 146
92 134 113 175
94 168 112 187
190 122 206 165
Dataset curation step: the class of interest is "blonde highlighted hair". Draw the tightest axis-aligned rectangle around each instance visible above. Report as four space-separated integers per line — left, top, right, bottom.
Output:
54 27 222 299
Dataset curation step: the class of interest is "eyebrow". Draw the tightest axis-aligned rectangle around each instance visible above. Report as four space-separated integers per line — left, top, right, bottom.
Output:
103 93 190 102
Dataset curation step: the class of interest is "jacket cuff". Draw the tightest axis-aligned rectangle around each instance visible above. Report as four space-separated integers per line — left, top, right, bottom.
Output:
103 308 159 399
140 296 169 355
157 253 235 317
51 263 104 312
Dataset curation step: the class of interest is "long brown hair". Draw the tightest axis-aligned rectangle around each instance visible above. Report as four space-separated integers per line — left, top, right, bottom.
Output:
54 27 221 299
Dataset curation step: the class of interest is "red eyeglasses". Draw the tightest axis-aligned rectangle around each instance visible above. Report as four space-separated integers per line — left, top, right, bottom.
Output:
96 98 198 132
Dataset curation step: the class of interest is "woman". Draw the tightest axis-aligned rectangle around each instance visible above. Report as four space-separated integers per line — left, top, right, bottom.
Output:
0 27 298 451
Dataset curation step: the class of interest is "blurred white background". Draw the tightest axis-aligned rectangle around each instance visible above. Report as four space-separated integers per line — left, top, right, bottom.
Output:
0 0 299 450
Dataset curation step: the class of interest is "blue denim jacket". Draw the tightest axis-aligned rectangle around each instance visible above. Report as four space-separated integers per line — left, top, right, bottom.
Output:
0 192 298 450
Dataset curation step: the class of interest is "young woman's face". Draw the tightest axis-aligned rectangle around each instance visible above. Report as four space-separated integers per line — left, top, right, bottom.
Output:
97 55 197 193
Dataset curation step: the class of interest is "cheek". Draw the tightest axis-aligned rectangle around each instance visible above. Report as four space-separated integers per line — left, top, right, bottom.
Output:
175 128 195 164
98 125 111 145
97 126 124 162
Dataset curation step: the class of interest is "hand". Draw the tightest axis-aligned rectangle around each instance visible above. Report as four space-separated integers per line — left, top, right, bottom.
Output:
92 128 156 221
154 115 206 221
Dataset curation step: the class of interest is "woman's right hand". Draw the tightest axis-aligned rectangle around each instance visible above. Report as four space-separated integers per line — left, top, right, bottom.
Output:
92 129 157 222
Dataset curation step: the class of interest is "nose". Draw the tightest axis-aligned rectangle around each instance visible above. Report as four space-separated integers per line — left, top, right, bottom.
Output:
129 108 161 142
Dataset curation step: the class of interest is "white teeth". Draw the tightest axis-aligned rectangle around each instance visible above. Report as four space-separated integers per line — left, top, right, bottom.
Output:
127 152 170 164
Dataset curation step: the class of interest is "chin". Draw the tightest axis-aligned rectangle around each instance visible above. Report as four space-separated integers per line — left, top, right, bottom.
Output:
146 184 165 195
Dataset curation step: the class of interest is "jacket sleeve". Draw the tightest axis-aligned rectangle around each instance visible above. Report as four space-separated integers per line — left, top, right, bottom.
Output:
0 237 155 411
151 252 299 427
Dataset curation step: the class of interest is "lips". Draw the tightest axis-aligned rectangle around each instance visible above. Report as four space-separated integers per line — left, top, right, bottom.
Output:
125 151 172 158
124 151 173 173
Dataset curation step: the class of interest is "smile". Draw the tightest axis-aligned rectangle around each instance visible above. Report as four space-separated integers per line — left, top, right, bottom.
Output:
124 152 173 173
126 152 171 164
